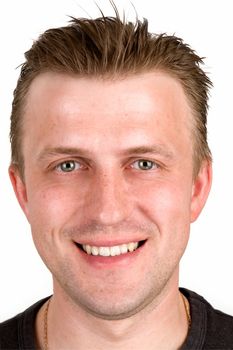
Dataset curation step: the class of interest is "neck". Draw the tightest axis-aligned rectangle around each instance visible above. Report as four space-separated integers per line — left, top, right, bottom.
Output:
35 279 189 350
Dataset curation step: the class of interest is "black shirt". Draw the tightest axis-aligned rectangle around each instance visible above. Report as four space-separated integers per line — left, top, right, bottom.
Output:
0 288 233 349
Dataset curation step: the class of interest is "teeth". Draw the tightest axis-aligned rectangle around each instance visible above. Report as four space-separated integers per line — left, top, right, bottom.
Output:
91 246 99 256
82 242 139 256
120 244 128 254
128 242 136 252
85 245 92 255
110 245 121 256
99 247 110 257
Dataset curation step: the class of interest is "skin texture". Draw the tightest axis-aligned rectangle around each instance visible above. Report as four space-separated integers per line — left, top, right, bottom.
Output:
10 71 212 349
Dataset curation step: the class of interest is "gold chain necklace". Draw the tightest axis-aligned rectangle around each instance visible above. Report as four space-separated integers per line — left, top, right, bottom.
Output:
43 298 51 350
43 292 191 350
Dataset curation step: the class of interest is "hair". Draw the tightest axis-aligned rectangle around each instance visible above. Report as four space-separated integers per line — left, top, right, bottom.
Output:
10 5 212 177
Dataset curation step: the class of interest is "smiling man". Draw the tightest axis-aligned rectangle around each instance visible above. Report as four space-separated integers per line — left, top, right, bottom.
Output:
1 7 233 350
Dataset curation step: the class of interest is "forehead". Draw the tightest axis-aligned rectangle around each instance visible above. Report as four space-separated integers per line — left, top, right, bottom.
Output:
25 71 191 127
22 71 192 160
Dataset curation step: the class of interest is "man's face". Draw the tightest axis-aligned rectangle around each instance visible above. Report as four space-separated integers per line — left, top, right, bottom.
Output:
11 72 211 319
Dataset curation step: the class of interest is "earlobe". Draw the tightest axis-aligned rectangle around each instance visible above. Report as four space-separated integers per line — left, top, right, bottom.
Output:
9 165 30 221
190 161 212 222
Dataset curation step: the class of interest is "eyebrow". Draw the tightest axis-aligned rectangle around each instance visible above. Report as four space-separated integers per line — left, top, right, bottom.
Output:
37 147 90 162
120 146 174 159
37 145 174 162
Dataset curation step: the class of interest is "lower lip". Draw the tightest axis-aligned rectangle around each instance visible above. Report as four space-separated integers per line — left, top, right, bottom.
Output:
75 242 146 269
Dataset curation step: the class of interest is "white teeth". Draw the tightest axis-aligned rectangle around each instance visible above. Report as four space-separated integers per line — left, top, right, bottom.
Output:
120 244 128 254
82 242 140 256
99 247 110 257
91 246 99 256
110 246 121 256
128 242 137 252
85 245 92 255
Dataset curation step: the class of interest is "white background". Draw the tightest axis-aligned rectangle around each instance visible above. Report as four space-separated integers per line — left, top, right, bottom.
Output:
0 0 232 322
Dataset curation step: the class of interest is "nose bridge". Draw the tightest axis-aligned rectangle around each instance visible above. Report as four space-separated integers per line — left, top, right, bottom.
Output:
86 167 132 225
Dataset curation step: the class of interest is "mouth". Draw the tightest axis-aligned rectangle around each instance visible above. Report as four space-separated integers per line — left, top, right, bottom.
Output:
76 240 146 257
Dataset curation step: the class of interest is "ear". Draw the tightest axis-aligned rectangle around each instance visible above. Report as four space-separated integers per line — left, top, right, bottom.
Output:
190 161 212 222
9 165 30 221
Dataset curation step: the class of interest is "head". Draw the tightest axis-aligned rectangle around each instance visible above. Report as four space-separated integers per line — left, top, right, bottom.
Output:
9 8 212 320
10 9 212 178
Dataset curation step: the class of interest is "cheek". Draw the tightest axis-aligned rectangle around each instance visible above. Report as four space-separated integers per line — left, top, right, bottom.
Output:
139 182 192 262
26 183 82 266
26 182 82 233
135 179 192 228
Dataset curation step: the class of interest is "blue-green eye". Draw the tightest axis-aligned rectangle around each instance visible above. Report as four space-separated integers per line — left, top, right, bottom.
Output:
56 160 81 172
132 159 157 171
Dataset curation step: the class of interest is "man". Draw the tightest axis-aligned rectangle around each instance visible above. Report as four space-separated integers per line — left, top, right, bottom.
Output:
1 6 233 350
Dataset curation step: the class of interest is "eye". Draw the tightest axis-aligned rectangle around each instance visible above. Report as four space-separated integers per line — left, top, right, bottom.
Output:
56 160 82 172
131 159 158 171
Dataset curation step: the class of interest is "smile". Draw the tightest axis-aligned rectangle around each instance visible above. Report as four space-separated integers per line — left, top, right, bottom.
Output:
78 241 146 257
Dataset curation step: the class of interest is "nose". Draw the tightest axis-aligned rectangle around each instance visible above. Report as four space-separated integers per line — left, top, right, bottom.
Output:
84 169 133 226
